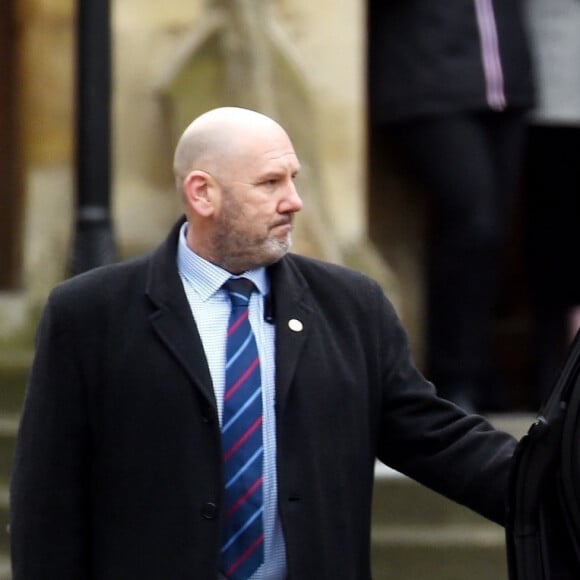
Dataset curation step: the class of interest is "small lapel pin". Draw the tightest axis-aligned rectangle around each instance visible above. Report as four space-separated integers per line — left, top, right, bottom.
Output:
288 319 304 332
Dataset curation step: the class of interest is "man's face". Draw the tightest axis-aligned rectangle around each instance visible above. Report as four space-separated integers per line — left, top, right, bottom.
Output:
209 131 303 273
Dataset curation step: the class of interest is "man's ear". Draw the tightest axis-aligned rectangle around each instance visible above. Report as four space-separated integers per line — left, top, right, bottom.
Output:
183 170 216 217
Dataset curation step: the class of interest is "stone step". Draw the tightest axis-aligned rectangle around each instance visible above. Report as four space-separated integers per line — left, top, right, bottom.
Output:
0 482 8 559
371 522 507 580
372 470 496 528
487 413 533 441
0 556 10 580
0 350 31 415
0 416 18 481
0 415 18 570
371 472 507 580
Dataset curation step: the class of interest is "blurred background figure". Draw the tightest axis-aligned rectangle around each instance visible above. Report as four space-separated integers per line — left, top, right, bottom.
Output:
368 0 535 413
523 0 580 408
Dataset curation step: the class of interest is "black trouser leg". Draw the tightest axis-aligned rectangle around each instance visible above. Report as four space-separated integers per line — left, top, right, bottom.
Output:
386 110 527 411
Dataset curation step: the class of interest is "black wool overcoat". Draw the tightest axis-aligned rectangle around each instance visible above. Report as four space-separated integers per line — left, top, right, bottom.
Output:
10 218 516 579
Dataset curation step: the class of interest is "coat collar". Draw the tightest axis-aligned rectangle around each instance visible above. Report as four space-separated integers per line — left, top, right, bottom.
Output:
268 256 315 413
145 216 216 410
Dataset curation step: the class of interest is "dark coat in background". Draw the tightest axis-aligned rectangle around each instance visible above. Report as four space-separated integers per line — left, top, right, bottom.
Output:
368 0 535 123
10 218 517 579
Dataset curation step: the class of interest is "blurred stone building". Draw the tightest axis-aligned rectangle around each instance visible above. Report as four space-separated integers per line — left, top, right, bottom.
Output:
0 0 426 357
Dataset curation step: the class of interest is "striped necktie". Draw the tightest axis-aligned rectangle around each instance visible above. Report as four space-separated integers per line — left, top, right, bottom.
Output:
220 277 264 579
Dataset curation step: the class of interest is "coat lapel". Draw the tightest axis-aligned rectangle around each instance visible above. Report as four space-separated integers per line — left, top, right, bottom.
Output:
145 218 216 410
269 256 315 413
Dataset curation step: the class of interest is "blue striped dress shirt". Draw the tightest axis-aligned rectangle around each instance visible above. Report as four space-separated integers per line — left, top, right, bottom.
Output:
176 223 287 579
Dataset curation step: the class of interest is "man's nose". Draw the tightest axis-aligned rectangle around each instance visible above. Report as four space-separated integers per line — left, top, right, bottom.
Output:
279 180 303 213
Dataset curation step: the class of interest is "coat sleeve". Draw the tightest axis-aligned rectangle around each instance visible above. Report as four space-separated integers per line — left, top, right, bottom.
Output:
372 287 517 526
10 292 93 579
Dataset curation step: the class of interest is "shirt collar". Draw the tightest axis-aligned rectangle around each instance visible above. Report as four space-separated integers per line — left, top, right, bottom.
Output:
176 221 269 300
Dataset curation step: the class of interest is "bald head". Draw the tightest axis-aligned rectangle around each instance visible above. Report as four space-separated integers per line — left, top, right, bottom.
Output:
173 107 290 194
171 106 302 272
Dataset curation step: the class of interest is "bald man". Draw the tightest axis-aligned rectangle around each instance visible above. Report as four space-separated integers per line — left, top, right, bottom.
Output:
11 107 517 580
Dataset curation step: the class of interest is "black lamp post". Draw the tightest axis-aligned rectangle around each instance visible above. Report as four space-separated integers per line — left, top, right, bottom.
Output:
69 0 117 276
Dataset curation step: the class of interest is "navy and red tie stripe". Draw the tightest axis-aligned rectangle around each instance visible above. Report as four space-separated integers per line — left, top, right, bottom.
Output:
220 278 264 579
